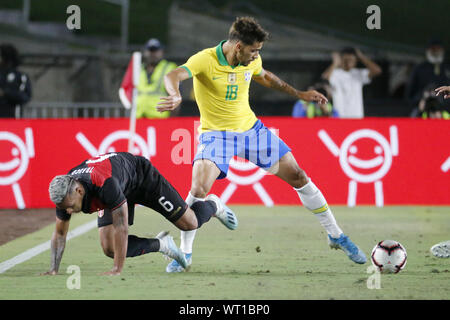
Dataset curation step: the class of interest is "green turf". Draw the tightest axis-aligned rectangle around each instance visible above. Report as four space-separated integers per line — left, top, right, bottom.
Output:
0 206 449 300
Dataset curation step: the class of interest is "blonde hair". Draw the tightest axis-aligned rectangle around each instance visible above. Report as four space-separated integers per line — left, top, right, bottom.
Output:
48 175 74 204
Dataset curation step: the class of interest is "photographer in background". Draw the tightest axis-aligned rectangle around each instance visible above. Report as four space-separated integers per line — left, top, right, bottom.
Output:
406 39 450 115
0 44 32 118
413 85 449 119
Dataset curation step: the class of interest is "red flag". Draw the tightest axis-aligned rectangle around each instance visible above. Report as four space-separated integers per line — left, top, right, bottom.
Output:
119 52 141 109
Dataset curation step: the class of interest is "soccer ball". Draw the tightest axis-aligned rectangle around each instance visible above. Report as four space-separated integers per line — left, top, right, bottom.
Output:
371 240 407 274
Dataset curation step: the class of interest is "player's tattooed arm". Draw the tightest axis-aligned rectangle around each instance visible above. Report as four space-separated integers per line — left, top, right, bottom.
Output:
253 68 298 96
103 204 128 276
42 217 69 275
253 68 328 104
50 235 66 272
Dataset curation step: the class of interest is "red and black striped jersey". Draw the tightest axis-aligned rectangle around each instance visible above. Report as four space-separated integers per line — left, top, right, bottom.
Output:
56 152 144 220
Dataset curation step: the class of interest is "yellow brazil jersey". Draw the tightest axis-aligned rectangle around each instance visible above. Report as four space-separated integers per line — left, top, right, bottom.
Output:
180 40 262 133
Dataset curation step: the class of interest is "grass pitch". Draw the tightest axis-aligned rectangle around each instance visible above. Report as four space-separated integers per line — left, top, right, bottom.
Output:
0 206 449 300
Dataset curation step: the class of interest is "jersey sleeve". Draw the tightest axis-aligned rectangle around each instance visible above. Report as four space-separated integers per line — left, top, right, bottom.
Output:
180 50 208 78
98 177 127 211
56 208 71 221
252 55 263 76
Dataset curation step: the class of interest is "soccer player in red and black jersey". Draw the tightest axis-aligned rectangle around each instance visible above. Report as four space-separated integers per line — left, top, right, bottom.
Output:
43 152 237 276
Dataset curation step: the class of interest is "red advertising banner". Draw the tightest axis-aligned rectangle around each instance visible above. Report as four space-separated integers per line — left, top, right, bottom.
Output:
0 117 448 209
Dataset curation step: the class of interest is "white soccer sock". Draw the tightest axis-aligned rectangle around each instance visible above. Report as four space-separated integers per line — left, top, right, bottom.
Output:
179 192 204 254
295 180 343 239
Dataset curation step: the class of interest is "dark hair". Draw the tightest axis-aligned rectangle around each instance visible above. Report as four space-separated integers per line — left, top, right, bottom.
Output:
427 38 443 49
0 43 20 68
423 96 442 113
228 17 269 45
340 47 356 55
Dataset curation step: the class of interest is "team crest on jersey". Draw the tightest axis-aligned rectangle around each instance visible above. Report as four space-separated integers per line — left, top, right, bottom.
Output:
244 71 251 82
228 73 237 84
98 210 104 218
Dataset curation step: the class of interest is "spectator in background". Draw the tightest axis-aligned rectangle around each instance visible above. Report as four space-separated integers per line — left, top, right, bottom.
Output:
136 38 178 118
421 101 449 119
321 47 382 118
0 44 32 118
406 39 450 115
414 85 449 119
292 82 338 118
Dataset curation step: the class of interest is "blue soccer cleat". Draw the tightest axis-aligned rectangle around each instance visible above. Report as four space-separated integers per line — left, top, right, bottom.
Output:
206 194 238 230
328 234 367 264
166 253 192 273
156 231 188 270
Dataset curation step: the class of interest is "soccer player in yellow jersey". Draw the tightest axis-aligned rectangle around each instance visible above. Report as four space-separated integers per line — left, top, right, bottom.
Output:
158 17 367 272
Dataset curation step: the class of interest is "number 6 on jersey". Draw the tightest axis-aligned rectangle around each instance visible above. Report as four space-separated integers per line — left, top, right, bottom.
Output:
158 196 174 212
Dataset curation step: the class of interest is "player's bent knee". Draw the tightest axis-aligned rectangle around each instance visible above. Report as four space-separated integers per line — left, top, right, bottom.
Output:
100 239 114 258
175 210 199 231
290 168 309 188
102 247 114 258
176 221 198 231
99 226 115 258
190 185 208 199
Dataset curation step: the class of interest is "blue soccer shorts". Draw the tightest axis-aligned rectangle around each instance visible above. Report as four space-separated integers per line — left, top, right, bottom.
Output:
193 120 291 179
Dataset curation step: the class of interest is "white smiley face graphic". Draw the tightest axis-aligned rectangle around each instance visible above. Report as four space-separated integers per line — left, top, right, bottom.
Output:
347 143 384 170
76 127 156 160
339 129 393 183
0 147 20 171
99 130 150 158
0 132 30 186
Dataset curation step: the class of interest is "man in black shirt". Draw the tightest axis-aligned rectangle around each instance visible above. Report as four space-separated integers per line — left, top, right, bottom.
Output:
406 39 450 114
0 44 31 118
44 152 237 276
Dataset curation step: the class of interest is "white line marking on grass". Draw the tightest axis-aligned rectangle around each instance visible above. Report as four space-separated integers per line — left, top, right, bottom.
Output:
0 219 97 274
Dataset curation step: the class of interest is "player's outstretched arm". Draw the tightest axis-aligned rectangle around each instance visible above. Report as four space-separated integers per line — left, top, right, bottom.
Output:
435 86 450 99
102 204 128 276
157 67 191 112
253 68 328 104
41 217 70 275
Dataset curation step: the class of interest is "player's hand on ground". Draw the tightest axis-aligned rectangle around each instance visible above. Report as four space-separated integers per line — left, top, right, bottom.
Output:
157 95 182 112
300 90 328 104
435 86 450 99
40 270 58 276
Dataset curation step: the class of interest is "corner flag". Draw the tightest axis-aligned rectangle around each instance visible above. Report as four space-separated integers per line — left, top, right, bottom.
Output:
118 51 141 152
